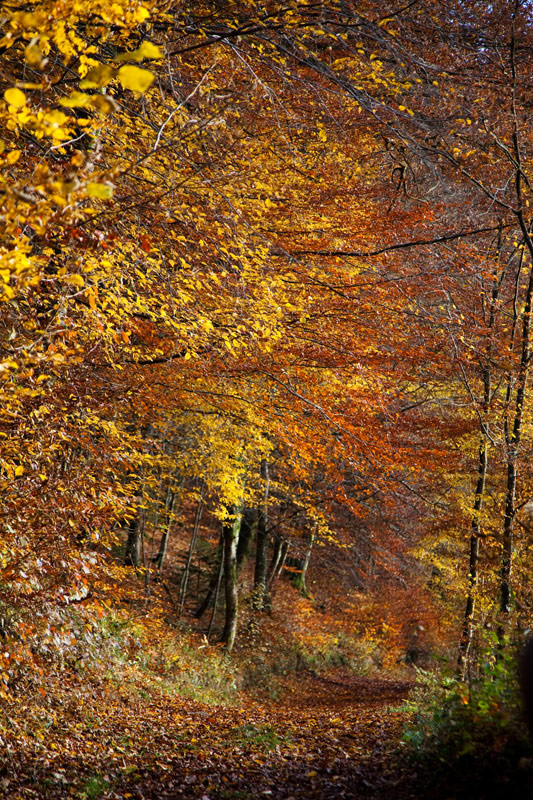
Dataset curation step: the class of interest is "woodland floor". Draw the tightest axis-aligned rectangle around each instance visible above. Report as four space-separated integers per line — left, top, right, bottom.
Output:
0 667 417 800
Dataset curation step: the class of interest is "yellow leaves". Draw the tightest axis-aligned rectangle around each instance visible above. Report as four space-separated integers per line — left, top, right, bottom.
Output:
90 95 119 114
65 274 85 288
118 65 155 93
24 42 41 66
86 182 114 199
25 109 73 142
4 88 26 108
59 90 119 114
116 41 163 62
2 462 24 480
60 91 92 108
80 65 115 89
6 150 21 165
14 11 47 29
135 6 151 23
87 288 98 311
0 358 18 371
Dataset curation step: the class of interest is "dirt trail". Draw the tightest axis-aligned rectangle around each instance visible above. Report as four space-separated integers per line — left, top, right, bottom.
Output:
233 669 414 800
2 669 415 799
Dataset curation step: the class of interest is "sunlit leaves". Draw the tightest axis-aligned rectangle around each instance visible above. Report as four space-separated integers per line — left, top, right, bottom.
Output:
116 41 163 62
80 64 116 89
118 65 155 93
86 182 114 199
4 87 26 107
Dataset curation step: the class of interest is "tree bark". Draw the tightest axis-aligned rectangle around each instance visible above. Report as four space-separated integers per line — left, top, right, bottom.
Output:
236 508 257 575
124 514 141 567
207 532 224 642
179 493 203 616
287 529 315 597
269 539 289 593
498 12 533 638
499 257 533 621
253 460 270 609
498 190 533 629
458 437 488 674
458 261 501 674
221 510 242 653
267 536 283 586
194 530 224 619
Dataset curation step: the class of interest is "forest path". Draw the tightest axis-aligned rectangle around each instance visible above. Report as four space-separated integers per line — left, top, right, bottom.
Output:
3 668 414 799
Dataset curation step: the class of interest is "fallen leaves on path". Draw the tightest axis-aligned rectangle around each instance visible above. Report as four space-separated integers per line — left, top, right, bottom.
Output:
0 667 413 799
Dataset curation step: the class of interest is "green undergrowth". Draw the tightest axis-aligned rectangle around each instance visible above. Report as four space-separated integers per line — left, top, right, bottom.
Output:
400 643 533 798
93 612 241 706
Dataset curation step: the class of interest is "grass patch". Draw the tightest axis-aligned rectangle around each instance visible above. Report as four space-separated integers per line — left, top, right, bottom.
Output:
79 774 110 799
231 723 286 752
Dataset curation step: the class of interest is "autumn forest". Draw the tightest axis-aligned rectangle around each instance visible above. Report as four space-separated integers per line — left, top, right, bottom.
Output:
2 1 533 798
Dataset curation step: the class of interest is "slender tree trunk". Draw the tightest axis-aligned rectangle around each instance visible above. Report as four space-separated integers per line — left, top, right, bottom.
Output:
221 510 242 653
207 532 224 642
497 22 533 637
458 436 488 673
288 529 315 597
500 260 533 621
154 491 177 570
154 474 184 570
269 539 289 594
195 530 224 619
253 460 269 610
267 536 283 586
125 490 142 567
236 508 256 575
179 494 203 617
499 212 533 629
458 262 501 673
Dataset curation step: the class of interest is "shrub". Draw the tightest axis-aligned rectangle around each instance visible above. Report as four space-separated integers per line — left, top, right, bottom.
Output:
401 644 533 799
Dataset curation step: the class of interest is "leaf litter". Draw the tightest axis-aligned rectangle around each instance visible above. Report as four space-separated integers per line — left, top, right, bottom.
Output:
0 666 414 799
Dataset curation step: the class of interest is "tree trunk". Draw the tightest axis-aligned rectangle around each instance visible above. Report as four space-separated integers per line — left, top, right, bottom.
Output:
499 212 533 632
154 492 176 570
221 510 242 653
124 505 141 568
268 539 289 603
267 536 283 586
194 530 224 619
153 473 185 570
236 508 257 575
458 437 488 674
207 532 224 642
179 494 203 616
253 460 269 610
458 261 501 674
498 24 533 637
288 529 315 597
